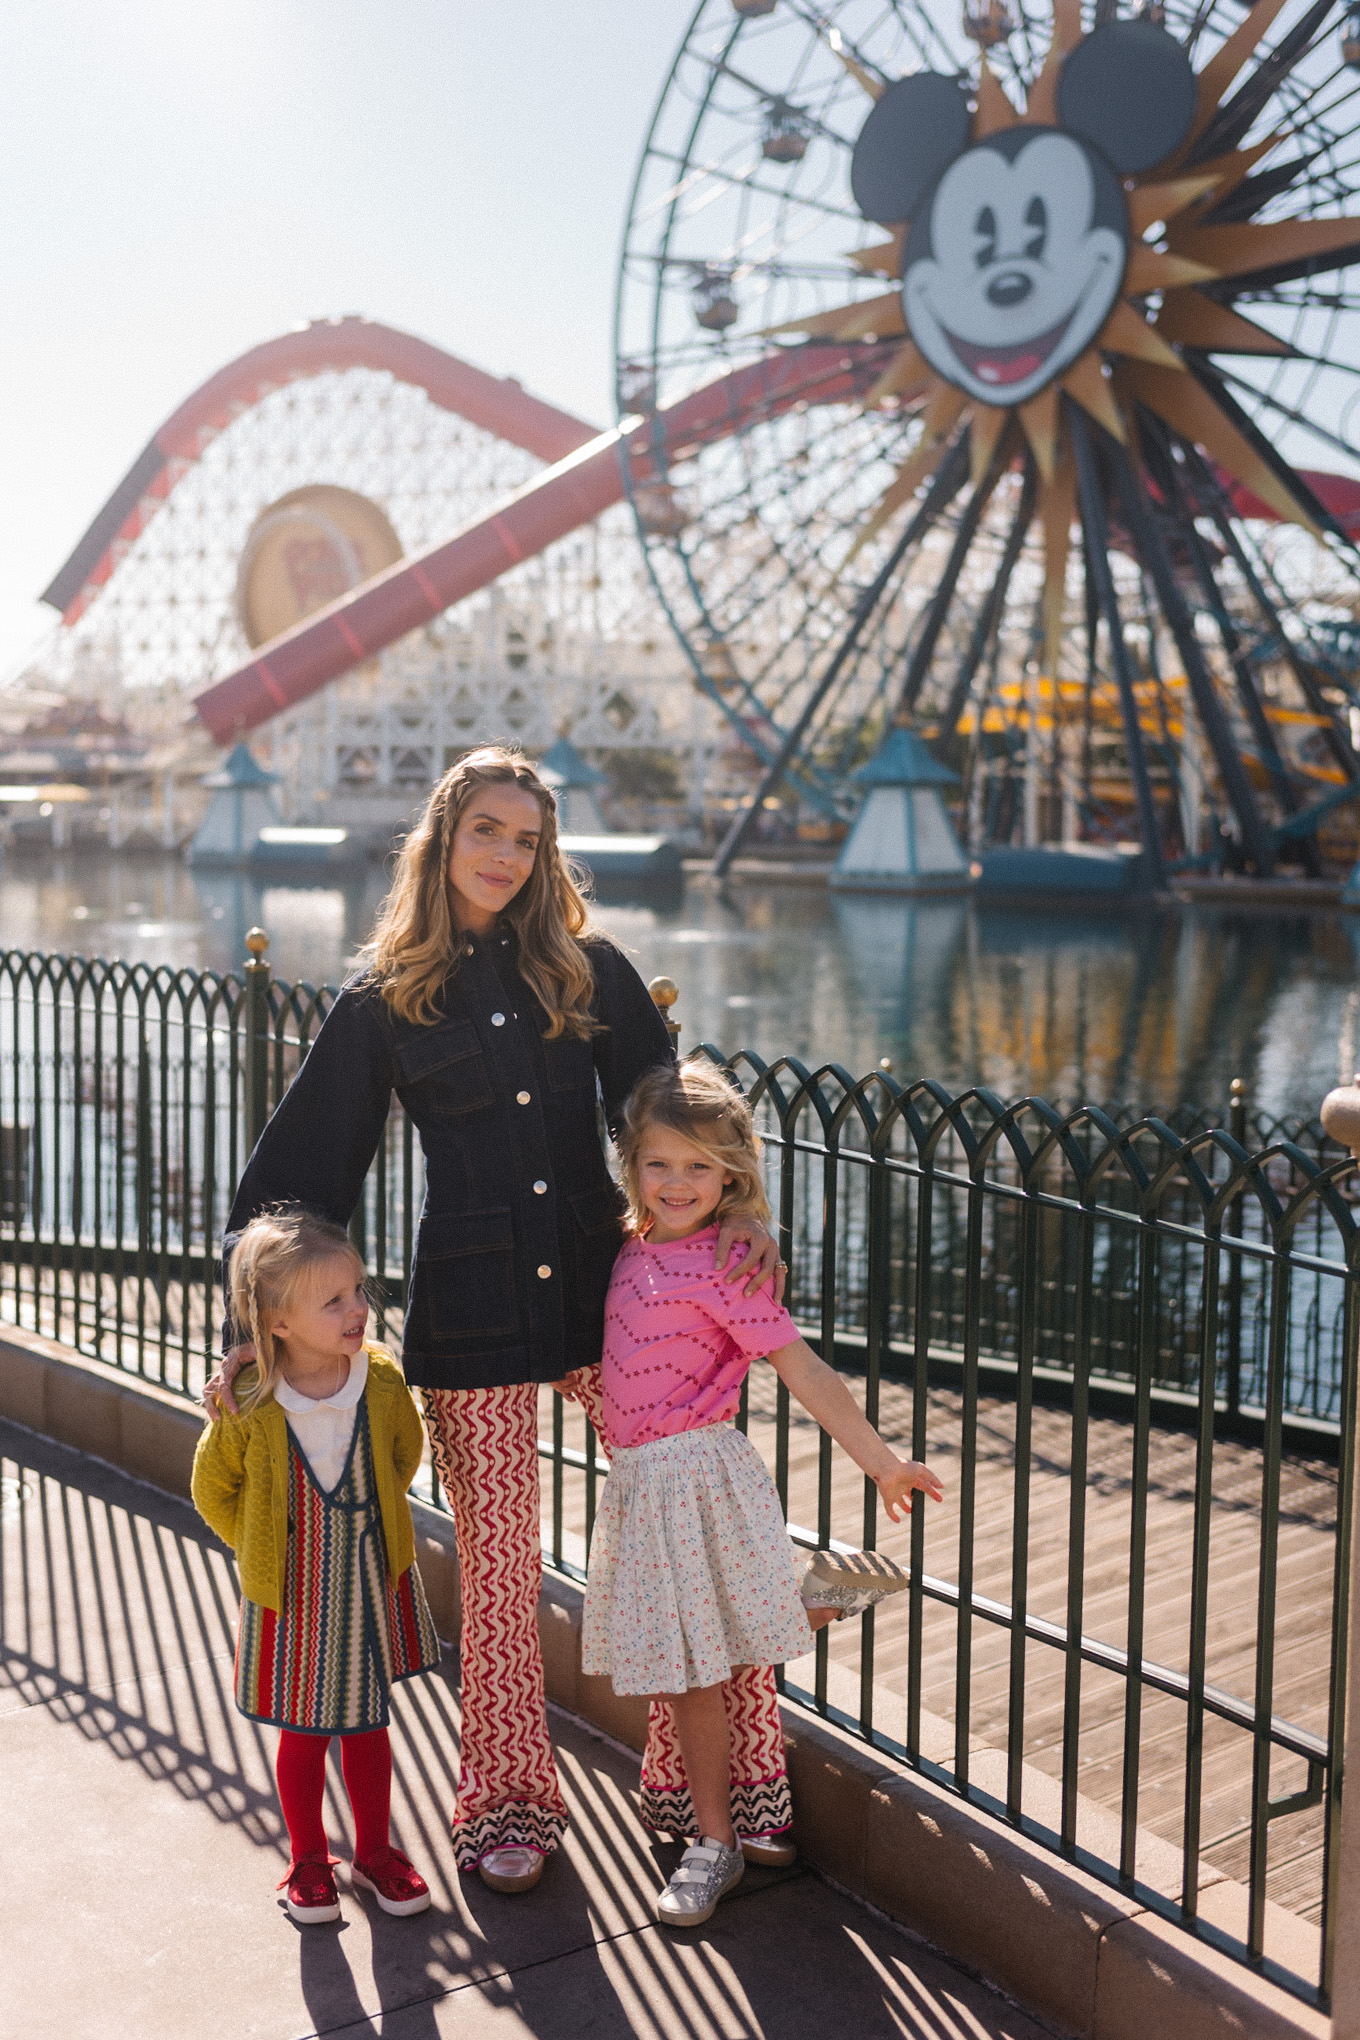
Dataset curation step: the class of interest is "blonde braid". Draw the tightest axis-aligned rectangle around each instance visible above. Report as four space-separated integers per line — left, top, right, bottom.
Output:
237 1260 272 1411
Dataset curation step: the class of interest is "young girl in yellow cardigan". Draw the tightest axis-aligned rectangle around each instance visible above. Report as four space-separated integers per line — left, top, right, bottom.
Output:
192 1206 441 1926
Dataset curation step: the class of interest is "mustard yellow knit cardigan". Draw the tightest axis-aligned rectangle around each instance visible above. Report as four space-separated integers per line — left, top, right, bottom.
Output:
191 1346 425 1614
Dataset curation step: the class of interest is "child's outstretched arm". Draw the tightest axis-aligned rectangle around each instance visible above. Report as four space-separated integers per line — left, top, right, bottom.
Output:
766 1337 945 1522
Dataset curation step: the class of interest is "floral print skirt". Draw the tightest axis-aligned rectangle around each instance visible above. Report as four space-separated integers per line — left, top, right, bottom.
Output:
582 1424 811 1696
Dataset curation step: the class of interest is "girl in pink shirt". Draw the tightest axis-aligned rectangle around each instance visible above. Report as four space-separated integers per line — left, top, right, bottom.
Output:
582 1062 943 1928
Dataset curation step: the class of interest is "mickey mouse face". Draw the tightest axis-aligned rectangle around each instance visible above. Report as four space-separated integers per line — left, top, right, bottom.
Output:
903 128 1127 407
850 22 1198 409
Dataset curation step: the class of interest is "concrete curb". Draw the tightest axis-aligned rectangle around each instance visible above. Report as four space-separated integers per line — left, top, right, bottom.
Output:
0 1323 1329 2040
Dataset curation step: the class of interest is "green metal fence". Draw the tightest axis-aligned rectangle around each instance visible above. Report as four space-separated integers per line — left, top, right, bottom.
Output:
0 939 1354 2009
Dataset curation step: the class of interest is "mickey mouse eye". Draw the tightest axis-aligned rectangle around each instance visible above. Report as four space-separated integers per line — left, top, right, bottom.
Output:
1024 196 1047 261
973 204 997 269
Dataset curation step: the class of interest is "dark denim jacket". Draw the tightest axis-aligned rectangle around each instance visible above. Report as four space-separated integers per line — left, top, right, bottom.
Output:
225 930 672 1390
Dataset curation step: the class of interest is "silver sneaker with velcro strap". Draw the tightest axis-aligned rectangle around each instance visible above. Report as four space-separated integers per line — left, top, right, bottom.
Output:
799 1546 909 1620
656 1835 745 1926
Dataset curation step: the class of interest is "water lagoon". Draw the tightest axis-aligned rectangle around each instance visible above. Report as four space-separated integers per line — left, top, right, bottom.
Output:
2 849 1356 1120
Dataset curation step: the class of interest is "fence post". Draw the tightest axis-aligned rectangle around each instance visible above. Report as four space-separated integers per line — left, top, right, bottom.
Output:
1319 1075 1360 2032
649 975 680 1047
243 928 271 1156
1227 1077 1246 1421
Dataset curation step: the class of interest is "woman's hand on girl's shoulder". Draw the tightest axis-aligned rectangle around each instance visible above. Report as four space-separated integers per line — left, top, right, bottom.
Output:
203 1343 255 1420
714 1218 786 1303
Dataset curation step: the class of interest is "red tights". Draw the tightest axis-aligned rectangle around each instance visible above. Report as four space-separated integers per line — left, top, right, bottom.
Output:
275 1727 392 1864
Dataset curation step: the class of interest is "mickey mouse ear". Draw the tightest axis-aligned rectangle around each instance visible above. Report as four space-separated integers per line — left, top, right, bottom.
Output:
1057 21 1197 175
850 73 973 226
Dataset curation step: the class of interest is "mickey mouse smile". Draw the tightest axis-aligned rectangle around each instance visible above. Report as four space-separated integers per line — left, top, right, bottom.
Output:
945 310 1078 390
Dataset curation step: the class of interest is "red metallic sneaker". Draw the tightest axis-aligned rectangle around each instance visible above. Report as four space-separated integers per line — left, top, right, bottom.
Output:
278 1853 341 1925
351 1845 432 1917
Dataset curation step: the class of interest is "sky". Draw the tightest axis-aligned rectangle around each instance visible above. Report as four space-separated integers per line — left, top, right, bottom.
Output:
0 0 699 672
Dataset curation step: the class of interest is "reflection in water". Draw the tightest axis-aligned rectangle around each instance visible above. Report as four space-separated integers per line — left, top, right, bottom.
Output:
2 850 1357 1116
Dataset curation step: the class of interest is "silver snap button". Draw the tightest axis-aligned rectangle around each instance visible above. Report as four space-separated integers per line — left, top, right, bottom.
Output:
533 1179 547 1195
537 1263 552 1279
464 945 475 956
517 1090 531 1105
491 1012 506 1026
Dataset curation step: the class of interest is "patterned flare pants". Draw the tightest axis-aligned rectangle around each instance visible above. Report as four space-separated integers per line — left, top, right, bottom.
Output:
423 1371 793 1868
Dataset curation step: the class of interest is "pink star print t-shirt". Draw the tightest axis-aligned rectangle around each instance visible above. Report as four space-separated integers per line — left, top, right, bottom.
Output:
599 1223 801 1450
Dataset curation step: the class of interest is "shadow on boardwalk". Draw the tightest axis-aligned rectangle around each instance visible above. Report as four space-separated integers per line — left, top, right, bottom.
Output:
0 1418 1045 2040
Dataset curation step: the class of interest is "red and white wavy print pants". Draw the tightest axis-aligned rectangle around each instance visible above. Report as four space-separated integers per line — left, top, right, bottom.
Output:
422 1382 568 1867
423 1372 794 1866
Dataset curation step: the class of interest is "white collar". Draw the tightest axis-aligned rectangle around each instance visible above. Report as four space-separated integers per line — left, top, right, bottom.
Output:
274 1347 369 1415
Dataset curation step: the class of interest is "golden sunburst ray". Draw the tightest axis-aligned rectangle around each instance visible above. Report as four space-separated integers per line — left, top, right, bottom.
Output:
1114 362 1322 533
849 231 905 279
1185 0 1294 146
969 401 1010 488
1153 294 1293 355
1018 386 1060 482
761 291 906 342
866 341 933 407
974 58 1021 138
1060 354 1127 443
847 385 969 561
1126 175 1223 236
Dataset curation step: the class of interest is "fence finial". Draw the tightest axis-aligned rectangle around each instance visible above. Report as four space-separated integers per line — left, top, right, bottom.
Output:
1321 1075 1360 1161
243 928 272 1151
649 975 680 1046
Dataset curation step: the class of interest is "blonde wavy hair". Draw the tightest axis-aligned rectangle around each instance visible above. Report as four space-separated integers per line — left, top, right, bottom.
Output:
618 1062 772 1236
228 1206 366 1412
363 746 599 1037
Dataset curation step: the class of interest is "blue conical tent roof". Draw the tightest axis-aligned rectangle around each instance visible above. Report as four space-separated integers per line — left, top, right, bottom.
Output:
852 725 957 789
200 741 279 791
538 736 605 790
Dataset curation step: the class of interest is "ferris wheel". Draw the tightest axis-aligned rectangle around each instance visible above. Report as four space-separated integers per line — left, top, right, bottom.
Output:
616 0 1360 878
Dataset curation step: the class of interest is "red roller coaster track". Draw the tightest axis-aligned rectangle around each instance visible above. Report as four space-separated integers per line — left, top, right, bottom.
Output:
190 343 879 744
46 315 1360 746
42 318 598 628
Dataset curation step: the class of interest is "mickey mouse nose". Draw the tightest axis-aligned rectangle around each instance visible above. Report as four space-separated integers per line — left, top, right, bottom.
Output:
986 269 1033 308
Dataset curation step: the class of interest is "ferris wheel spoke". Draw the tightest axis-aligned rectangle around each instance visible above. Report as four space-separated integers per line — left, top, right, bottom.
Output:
1211 360 1360 484
1191 0 1342 166
935 464 1037 746
1144 416 1310 830
1185 445 1360 779
700 51 861 153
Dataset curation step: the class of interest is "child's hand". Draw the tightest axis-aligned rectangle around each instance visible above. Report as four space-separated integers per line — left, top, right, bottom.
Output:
874 1457 945 1523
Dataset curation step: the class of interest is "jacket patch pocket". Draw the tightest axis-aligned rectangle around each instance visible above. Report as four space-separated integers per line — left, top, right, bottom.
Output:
418 1207 519 1341
543 1034 595 1095
393 1021 495 1119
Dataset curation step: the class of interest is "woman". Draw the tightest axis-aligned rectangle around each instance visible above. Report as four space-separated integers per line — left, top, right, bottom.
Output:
208 746 795 1893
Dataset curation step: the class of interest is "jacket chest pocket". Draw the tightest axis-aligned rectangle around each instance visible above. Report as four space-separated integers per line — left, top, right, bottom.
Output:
393 1021 495 1119
417 1208 519 1341
542 1034 595 1096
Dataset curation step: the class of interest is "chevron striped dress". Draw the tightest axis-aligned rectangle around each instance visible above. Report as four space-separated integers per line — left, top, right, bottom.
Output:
235 1401 440 1733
